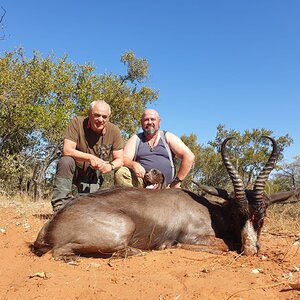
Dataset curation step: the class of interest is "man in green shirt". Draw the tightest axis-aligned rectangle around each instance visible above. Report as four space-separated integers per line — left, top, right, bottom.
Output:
51 100 123 212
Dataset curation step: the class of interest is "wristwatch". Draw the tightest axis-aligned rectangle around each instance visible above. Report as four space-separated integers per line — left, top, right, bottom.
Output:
173 176 182 183
109 162 116 171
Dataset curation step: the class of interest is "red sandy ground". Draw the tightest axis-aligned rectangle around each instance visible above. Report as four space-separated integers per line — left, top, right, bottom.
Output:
0 201 299 300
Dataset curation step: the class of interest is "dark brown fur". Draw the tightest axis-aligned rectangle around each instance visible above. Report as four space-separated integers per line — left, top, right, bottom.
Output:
31 187 231 260
31 136 299 261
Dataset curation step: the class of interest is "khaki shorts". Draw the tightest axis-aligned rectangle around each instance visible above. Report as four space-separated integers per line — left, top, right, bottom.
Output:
114 167 144 187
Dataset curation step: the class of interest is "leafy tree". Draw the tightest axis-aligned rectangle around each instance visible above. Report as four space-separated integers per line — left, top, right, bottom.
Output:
0 49 83 197
0 48 158 199
190 124 293 193
120 50 149 84
179 134 201 190
273 156 300 191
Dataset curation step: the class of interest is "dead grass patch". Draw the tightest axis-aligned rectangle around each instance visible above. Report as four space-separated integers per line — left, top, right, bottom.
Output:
0 194 52 215
265 199 300 237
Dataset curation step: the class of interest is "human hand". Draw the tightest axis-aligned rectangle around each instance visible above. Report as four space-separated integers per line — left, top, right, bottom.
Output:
97 163 113 174
169 181 181 189
133 162 146 178
89 156 108 171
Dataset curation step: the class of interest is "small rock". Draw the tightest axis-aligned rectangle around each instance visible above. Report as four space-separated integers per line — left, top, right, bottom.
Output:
201 268 210 273
29 272 49 279
282 271 293 280
23 223 30 229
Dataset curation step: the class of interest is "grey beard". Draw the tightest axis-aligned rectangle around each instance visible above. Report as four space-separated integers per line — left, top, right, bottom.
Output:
143 128 159 135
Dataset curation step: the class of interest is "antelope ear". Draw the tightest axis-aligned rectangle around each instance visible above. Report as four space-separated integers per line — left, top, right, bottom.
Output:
192 181 230 200
268 188 300 205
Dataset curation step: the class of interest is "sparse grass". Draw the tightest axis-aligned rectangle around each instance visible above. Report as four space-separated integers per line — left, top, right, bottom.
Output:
0 194 52 215
265 197 300 237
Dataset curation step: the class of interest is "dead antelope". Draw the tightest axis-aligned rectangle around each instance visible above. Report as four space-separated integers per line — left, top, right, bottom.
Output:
31 136 299 260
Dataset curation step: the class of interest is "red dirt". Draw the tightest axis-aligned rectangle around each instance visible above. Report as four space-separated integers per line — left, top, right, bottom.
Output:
0 202 299 300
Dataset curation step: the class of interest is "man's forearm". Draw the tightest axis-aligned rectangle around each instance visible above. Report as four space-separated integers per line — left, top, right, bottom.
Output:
123 156 136 169
176 155 195 180
63 148 94 163
110 157 123 169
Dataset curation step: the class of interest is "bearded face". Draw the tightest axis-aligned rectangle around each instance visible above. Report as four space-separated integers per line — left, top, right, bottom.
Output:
141 110 160 136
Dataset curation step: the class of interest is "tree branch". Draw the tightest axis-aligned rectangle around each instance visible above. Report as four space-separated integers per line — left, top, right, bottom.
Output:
0 6 7 40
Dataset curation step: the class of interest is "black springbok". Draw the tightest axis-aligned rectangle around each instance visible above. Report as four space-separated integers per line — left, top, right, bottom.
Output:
31 136 299 260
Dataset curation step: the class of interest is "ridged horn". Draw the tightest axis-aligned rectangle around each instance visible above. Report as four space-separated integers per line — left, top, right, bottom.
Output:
253 136 278 201
221 137 248 211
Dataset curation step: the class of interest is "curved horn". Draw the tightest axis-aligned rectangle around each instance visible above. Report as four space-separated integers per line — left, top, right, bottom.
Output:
221 137 248 211
253 136 278 200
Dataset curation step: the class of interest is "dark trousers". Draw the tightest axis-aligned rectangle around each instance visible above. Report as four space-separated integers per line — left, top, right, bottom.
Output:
51 156 103 211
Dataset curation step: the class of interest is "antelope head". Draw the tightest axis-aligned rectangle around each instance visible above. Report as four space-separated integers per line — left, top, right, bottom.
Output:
195 136 299 255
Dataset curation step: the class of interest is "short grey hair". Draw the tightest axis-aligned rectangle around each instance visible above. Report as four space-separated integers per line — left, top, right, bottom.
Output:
89 100 111 115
